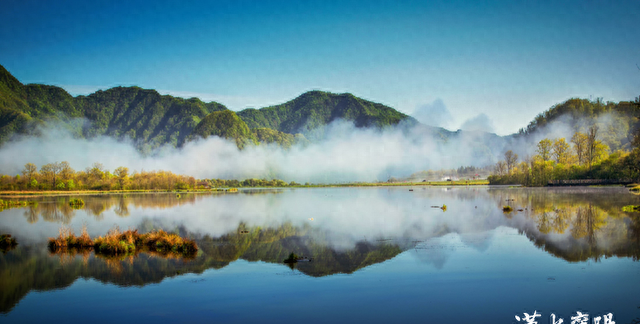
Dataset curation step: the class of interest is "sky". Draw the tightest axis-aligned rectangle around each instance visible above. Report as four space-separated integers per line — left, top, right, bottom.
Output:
1 0 639 135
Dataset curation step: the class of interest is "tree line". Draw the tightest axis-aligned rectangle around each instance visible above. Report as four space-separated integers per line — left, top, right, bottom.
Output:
489 125 640 186
0 162 198 191
0 162 307 191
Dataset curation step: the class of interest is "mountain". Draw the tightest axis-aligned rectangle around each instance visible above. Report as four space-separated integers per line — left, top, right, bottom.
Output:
2 64 637 161
0 65 415 150
251 127 309 148
517 98 640 151
0 65 227 151
237 90 418 139
191 110 258 149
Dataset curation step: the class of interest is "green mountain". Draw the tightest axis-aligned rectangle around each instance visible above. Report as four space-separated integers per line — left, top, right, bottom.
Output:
0 64 227 151
0 65 413 150
517 98 640 151
191 110 258 149
237 90 417 139
251 127 309 148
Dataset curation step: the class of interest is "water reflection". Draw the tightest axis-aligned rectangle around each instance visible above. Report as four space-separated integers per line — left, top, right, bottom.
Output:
0 187 638 314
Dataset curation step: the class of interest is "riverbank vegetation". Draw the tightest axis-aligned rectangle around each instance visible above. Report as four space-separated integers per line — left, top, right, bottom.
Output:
0 161 491 194
489 126 640 186
489 98 640 186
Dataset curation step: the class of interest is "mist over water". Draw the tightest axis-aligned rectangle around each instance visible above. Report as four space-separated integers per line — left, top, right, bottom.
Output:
2 186 636 260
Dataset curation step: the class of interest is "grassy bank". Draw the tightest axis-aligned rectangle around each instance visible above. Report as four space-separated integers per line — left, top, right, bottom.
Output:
0 180 488 197
0 188 230 197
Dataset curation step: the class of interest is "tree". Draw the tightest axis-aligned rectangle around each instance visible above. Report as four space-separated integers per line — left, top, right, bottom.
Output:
536 139 552 162
495 161 507 175
504 150 518 174
40 162 62 189
586 125 608 168
87 162 105 187
571 132 588 165
22 163 38 181
552 138 571 164
114 166 129 189
59 161 74 182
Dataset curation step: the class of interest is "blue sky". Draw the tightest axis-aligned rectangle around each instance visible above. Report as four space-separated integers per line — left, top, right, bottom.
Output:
1 0 639 135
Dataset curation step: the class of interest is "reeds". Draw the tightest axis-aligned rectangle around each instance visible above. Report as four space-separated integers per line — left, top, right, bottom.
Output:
48 225 93 250
622 205 640 212
48 225 198 258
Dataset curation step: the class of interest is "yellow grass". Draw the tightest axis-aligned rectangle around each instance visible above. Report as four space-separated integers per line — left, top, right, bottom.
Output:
48 225 198 258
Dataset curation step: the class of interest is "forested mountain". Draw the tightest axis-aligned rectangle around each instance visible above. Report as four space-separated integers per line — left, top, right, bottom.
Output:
0 64 228 151
237 90 417 139
517 98 640 151
251 127 309 148
0 65 414 150
191 110 258 149
1 64 638 162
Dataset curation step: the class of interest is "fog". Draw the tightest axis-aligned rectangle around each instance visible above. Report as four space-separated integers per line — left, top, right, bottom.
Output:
0 119 487 182
0 187 507 250
0 110 628 182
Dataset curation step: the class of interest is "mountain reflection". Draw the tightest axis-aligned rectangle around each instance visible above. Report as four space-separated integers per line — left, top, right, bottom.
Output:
0 187 639 314
0 222 401 313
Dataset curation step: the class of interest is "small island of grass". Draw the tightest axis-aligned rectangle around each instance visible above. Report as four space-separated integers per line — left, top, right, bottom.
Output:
48 226 198 258
68 198 85 208
0 199 37 210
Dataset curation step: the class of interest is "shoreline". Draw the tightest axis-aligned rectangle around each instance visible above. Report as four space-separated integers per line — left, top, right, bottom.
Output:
0 180 490 197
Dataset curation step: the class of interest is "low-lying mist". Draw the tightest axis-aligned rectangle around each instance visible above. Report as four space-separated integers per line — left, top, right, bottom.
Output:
0 111 627 182
0 120 477 182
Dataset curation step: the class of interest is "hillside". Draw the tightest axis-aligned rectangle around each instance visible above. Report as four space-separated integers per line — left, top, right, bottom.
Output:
237 90 417 139
191 110 258 149
517 98 640 151
251 127 309 148
0 64 227 151
0 65 417 150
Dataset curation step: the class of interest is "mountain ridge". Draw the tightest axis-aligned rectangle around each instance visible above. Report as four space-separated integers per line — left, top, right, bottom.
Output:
0 64 421 150
1 64 638 164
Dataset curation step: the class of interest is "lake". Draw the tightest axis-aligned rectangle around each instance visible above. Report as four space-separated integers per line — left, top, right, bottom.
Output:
0 186 639 323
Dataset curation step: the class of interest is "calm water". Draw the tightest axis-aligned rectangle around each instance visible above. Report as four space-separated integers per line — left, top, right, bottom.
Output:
0 187 639 323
